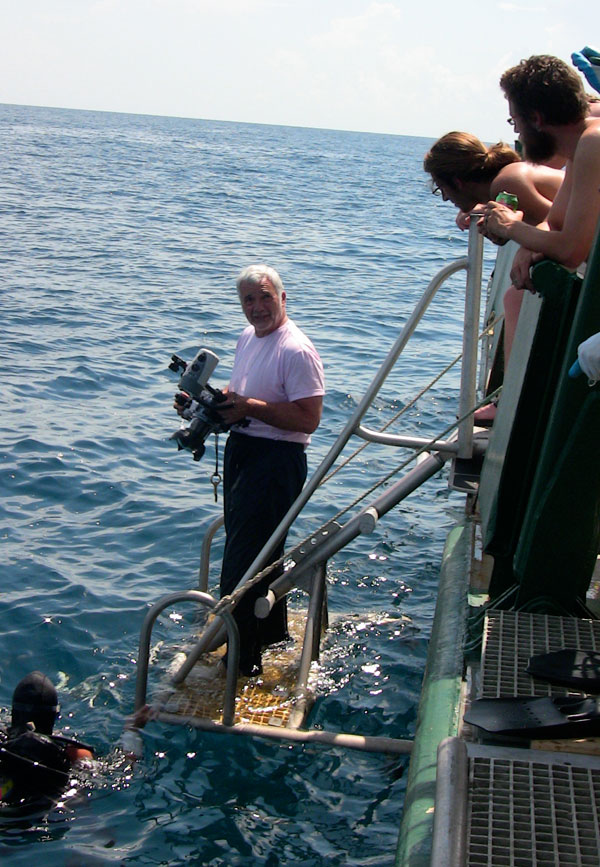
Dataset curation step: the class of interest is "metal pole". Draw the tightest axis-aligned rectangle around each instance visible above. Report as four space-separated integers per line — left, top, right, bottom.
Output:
254 448 448 618
286 563 327 730
355 427 461 453
431 737 469 867
457 222 484 458
155 711 413 755
198 515 224 591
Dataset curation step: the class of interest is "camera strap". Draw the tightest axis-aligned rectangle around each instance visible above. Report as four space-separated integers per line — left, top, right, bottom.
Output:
211 434 222 503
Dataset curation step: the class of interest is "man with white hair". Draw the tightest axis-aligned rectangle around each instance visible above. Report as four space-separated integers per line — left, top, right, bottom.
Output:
215 264 325 677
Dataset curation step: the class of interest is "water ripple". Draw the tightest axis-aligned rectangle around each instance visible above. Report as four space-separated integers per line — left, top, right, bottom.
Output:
0 103 494 864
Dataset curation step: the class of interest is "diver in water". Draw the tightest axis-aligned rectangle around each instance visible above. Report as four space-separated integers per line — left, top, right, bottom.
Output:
0 671 94 806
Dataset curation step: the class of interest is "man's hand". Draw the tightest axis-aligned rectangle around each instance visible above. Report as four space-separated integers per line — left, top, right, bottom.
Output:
217 393 322 434
216 392 249 426
456 210 470 231
476 216 509 246
510 247 544 293
173 391 191 417
481 201 524 240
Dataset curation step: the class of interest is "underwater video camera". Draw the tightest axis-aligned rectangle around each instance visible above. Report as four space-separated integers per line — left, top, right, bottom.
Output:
169 348 233 462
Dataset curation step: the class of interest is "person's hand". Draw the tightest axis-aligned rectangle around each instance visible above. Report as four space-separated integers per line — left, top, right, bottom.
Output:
118 704 157 760
173 391 191 417
572 46 600 95
124 704 157 730
215 391 248 425
578 332 600 381
480 201 523 240
510 247 544 293
478 221 509 246
456 210 470 231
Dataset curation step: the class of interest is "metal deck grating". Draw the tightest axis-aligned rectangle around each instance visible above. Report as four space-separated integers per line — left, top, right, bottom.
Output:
467 751 600 866
152 613 308 728
480 610 600 698
156 657 298 728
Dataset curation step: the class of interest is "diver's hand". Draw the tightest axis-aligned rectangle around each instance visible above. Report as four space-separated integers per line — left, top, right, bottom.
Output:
118 704 157 760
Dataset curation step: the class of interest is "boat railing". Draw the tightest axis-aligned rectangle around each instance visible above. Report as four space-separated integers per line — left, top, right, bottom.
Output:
136 222 487 723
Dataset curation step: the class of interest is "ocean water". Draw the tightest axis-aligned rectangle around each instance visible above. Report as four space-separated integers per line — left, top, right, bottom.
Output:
0 103 489 865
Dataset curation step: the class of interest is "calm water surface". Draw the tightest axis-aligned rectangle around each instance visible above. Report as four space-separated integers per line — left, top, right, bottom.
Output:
0 104 492 865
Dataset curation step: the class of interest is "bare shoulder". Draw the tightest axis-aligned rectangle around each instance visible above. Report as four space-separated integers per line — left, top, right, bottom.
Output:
574 119 600 171
490 161 529 198
492 161 559 191
493 161 528 186
490 161 562 223
579 117 600 148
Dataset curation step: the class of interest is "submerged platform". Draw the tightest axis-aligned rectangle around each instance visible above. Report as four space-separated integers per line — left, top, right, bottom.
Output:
150 613 310 730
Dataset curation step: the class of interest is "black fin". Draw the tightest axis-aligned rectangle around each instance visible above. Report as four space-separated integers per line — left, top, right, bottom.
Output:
465 695 600 739
527 648 600 693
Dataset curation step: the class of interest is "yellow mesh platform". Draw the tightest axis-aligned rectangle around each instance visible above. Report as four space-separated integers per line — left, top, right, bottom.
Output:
153 612 309 728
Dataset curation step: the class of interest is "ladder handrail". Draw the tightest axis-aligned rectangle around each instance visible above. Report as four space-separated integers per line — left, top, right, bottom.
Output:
174 442 452 685
198 515 225 591
134 590 240 725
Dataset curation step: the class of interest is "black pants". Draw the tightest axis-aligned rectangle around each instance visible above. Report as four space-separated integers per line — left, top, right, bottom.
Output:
221 432 307 675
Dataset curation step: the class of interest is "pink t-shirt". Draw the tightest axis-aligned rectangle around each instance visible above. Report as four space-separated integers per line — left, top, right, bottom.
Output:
229 319 325 444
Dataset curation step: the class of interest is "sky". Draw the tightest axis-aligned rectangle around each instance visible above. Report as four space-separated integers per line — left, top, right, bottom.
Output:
2 0 599 141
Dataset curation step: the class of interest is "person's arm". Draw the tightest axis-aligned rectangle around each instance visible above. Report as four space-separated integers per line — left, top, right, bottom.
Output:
65 744 94 763
218 394 322 434
485 135 600 268
118 704 157 761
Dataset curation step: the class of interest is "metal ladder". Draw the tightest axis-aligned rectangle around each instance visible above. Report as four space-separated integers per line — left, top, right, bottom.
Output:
133 223 486 755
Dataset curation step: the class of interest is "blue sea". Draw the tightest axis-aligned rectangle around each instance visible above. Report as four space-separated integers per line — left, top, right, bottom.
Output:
0 103 490 865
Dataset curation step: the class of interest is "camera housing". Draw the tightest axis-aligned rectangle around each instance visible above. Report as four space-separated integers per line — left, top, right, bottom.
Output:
169 349 232 461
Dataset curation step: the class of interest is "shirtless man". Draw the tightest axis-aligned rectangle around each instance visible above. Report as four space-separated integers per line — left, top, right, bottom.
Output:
483 55 600 291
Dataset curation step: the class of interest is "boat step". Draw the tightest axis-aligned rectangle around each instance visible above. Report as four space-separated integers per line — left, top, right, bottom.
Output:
433 738 600 866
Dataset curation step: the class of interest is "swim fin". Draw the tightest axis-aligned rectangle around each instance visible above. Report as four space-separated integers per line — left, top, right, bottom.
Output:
464 695 600 739
526 648 600 693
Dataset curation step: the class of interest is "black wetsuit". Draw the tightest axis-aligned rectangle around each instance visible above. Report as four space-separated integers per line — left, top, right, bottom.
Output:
0 727 91 806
